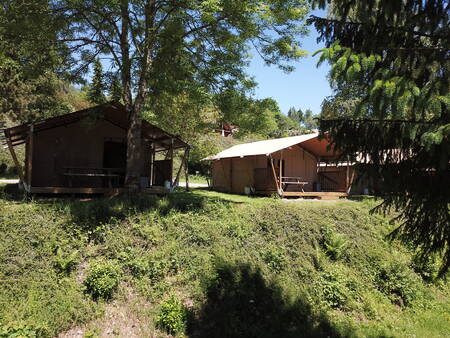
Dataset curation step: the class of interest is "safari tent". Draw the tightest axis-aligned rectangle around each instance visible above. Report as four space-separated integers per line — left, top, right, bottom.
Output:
1 102 189 194
206 133 357 199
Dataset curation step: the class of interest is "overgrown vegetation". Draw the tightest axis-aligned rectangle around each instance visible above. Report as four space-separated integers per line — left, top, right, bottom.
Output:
0 187 448 337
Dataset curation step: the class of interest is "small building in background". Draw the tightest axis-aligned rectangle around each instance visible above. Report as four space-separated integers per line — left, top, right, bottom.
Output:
214 123 239 137
1 102 189 194
205 133 361 199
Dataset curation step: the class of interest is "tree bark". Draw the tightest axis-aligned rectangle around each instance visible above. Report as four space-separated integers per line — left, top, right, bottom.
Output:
120 0 141 191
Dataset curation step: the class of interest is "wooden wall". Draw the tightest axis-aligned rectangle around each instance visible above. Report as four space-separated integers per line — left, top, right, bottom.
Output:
29 119 150 187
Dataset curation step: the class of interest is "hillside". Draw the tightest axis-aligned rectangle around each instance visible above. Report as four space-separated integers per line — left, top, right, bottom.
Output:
0 186 448 337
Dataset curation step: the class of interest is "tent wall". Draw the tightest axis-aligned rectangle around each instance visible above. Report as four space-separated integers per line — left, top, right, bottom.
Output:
28 119 149 187
211 145 319 194
271 146 318 192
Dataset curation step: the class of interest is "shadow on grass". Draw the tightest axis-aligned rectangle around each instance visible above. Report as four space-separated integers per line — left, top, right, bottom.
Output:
189 262 350 338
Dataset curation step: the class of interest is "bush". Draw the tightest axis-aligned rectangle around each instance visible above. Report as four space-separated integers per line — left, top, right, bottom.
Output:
411 253 440 282
53 248 79 275
375 261 421 307
320 225 348 261
0 322 49 338
156 295 187 335
313 270 349 309
84 260 120 300
262 246 286 272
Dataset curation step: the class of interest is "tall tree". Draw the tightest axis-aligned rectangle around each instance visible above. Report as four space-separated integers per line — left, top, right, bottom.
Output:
55 0 310 189
109 75 122 103
86 59 107 105
0 0 69 123
309 0 450 275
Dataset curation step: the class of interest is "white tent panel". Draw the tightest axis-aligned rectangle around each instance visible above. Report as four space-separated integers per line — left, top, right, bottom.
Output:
205 133 319 160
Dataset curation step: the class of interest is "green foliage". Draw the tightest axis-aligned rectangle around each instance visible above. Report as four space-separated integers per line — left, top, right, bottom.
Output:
156 295 187 336
84 260 120 300
53 247 79 275
0 0 70 123
86 59 107 105
0 322 49 338
375 261 421 307
262 246 286 272
320 225 348 260
411 253 440 282
311 0 450 275
313 270 349 309
0 190 449 336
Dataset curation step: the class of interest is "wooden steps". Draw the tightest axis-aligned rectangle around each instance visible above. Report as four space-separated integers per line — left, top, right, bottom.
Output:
282 191 348 199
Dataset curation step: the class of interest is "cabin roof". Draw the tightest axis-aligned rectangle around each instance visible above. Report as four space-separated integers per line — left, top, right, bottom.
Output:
2 102 188 151
205 133 339 160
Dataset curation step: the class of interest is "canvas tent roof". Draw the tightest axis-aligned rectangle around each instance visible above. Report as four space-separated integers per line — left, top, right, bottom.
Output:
2 102 188 151
205 133 339 160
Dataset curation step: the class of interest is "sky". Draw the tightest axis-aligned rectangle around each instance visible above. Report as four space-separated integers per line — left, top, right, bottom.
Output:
246 11 332 116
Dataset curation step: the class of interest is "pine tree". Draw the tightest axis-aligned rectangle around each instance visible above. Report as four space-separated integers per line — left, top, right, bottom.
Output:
109 76 122 103
288 107 299 123
310 0 450 276
87 59 106 105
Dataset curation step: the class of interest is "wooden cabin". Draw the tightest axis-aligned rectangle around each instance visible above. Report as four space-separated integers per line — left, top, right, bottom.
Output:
2 102 189 194
206 133 356 199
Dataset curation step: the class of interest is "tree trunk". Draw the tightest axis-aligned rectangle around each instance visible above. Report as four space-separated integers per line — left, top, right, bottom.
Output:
124 105 142 190
120 0 141 191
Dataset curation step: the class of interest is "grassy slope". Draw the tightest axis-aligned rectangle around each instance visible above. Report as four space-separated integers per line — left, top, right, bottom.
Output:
0 186 449 337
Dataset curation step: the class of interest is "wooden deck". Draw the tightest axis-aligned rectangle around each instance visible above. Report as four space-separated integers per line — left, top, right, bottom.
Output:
282 191 348 199
255 190 348 200
29 186 169 195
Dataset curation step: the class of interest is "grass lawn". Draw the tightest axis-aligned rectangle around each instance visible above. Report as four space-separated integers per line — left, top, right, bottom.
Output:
0 186 448 337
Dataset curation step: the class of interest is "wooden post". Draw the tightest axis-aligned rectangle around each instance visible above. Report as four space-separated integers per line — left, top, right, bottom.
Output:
4 130 26 187
150 143 155 186
184 147 190 191
173 146 188 187
169 139 174 187
346 155 350 191
347 167 355 194
269 155 281 194
27 124 34 187
279 150 283 188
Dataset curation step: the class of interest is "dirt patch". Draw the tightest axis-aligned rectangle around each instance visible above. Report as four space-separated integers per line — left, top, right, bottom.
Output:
59 289 156 338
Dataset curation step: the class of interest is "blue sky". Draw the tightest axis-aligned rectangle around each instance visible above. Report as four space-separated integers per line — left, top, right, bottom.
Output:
246 13 331 116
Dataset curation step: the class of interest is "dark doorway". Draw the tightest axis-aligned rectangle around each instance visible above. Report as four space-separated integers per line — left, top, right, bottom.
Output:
153 160 172 186
103 141 127 169
103 141 126 186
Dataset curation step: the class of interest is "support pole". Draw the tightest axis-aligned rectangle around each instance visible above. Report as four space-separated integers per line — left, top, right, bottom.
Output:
279 150 283 189
150 143 155 186
346 155 350 191
27 124 34 187
169 138 174 188
184 147 190 191
269 155 281 195
4 130 26 188
173 146 188 187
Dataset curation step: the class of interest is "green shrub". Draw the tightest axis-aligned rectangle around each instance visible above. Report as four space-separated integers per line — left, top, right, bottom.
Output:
411 253 440 282
84 260 120 300
0 322 49 338
156 295 187 335
262 246 286 272
313 270 349 309
375 261 421 307
320 225 348 261
53 248 79 275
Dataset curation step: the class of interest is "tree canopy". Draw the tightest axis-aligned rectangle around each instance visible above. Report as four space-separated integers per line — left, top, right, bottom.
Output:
0 0 70 123
50 0 310 188
310 0 449 276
